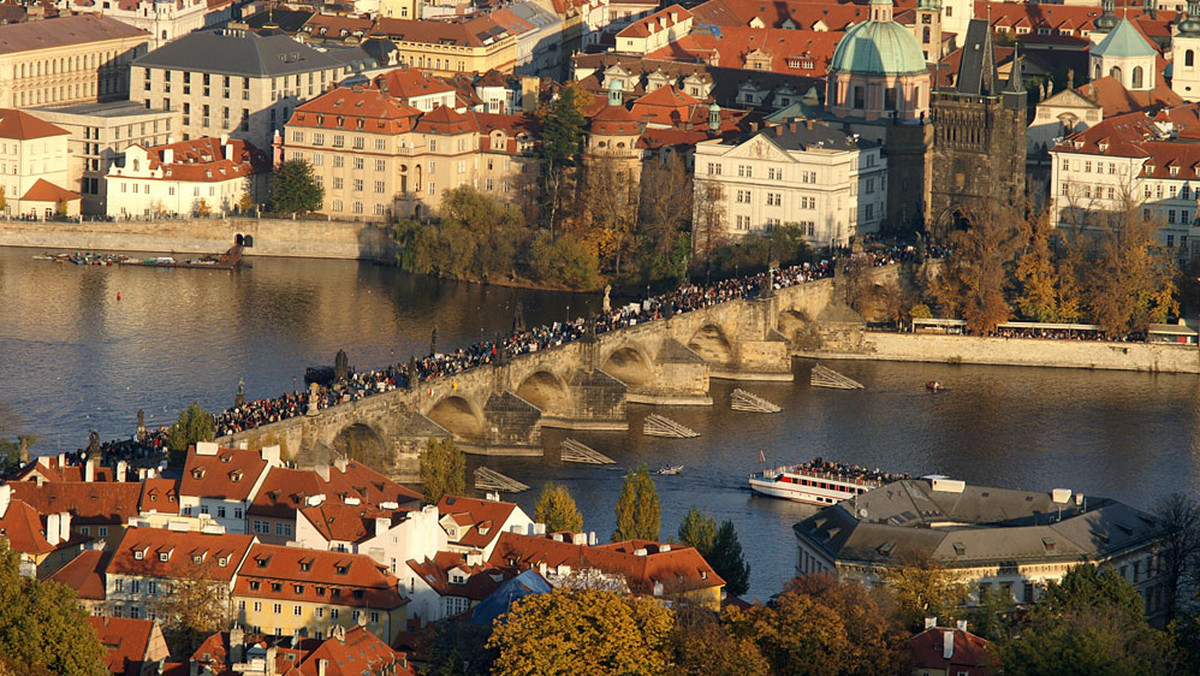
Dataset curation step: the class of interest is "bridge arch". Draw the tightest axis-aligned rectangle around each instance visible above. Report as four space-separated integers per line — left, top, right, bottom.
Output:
601 344 655 386
515 370 572 416
687 323 735 365
778 309 821 349
427 395 486 441
331 423 388 468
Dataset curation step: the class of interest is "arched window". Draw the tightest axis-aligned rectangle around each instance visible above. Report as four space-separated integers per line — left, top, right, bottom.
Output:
1110 66 1122 82
1132 66 1144 89
1189 50 1196 67
853 85 865 109
923 27 930 42
1093 63 1101 80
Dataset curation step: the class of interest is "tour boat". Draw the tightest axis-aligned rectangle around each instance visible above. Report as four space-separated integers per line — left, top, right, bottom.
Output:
655 464 683 475
748 458 907 505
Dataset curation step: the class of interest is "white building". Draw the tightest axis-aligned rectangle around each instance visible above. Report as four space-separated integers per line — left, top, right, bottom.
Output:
1089 18 1158 92
57 0 234 49
1172 3 1200 101
178 443 281 535
1027 86 1102 158
105 135 266 218
294 500 448 576
436 494 535 560
692 119 888 246
0 109 81 218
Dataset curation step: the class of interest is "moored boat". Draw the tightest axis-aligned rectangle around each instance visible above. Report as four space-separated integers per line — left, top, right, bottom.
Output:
748 457 909 505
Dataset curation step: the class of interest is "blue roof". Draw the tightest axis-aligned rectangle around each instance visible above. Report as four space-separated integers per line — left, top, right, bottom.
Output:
829 15 927 76
469 570 553 626
1092 18 1157 59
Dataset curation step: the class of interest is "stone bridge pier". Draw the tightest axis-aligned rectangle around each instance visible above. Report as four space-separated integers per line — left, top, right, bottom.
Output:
220 273 870 478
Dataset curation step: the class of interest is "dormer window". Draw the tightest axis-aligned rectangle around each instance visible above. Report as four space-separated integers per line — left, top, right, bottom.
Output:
1171 166 1180 177
191 468 205 479
271 582 282 592
230 470 243 483
159 551 170 562
134 549 145 560
218 557 228 567
192 554 204 564
335 564 349 575
220 454 231 463
249 580 261 591
257 557 269 568
300 560 312 572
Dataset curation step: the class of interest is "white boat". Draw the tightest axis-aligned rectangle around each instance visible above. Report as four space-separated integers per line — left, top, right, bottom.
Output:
656 464 683 475
748 459 907 506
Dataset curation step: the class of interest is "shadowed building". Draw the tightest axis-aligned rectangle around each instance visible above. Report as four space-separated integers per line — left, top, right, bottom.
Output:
928 19 1027 237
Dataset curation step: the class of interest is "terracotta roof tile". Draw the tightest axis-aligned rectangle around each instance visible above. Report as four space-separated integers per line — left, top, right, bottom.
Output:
0 14 147 54
297 500 410 544
48 548 109 600
107 527 255 581
0 498 56 555
291 82 421 135
406 550 509 603
179 446 271 501
9 481 141 525
436 495 518 550
20 178 80 204
139 478 180 515
0 108 69 140
87 616 168 675
908 626 991 671
233 544 407 610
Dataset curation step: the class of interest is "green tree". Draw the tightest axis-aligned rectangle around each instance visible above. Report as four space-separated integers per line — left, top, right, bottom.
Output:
420 437 466 505
0 541 107 675
529 233 600 289
150 559 230 660
271 158 323 214
613 463 660 541
677 506 718 557
709 520 750 598
995 564 1177 675
881 558 969 631
534 482 583 533
724 573 906 676
487 589 674 676
166 403 215 467
537 82 590 235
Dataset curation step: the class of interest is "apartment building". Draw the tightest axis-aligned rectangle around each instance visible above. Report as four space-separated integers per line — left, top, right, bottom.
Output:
371 16 519 76
0 485 84 578
131 28 386 149
59 0 234 49
0 14 149 108
231 544 408 642
0 109 82 218
178 443 281 534
436 495 534 559
693 119 888 246
32 101 179 214
105 135 268 217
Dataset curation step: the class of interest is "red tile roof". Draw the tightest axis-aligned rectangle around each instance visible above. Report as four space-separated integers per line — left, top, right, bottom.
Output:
488 532 723 597
414 104 478 135
107 527 255 581
138 478 180 515
20 178 81 204
375 67 457 99
0 108 68 140
0 497 56 555
631 84 704 126
141 137 267 183
179 446 271 501
48 548 109 601
324 461 422 508
297 500 410 544
300 625 414 676
9 481 141 525
1074 75 1182 118
436 495 519 550
16 457 115 483
371 16 508 49
290 82 421 135
589 103 641 135
908 626 991 673
233 544 407 610
617 6 693 39
406 550 509 602
0 14 147 54
976 1 1177 39
249 467 323 519
87 616 168 676
300 13 373 40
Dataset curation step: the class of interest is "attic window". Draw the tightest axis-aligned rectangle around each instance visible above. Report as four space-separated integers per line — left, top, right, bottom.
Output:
220 454 232 463
249 580 261 591
192 468 205 479
257 557 269 568
1042 537 1056 551
1171 166 1181 177
316 586 326 596
271 582 282 592
952 542 966 556
300 561 312 572
294 584 305 594
335 564 349 575
134 550 145 560
876 541 896 557
159 551 170 562
230 470 243 482
218 557 228 567
192 553 205 564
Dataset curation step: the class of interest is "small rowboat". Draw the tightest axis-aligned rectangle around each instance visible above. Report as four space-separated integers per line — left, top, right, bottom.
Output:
926 381 945 392
655 464 683 475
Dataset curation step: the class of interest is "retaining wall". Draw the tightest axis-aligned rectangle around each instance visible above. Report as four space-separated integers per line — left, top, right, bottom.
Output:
0 218 398 261
802 332 1200 374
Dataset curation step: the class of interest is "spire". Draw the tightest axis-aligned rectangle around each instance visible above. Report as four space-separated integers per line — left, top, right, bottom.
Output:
1182 0 1200 34
1006 45 1024 93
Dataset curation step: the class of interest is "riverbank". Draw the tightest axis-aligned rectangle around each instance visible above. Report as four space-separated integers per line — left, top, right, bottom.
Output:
0 217 398 261
799 331 1200 374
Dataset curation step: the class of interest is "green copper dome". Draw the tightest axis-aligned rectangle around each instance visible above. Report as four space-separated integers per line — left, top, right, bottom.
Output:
1092 18 1157 58
829 5 928 77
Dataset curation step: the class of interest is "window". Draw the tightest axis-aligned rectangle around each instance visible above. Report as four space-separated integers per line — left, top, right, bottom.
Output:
375 139 386 151
254 520 270 534
333 177 344 190
353 157 364 170
353 179 363 192
98 527 108 537
274 523 292 537
253 602 262 612
235 508 243 520
737 164 752 178
352 137 364 150
707 162 722 175
333 156 344 168
291 131 303 143
273 603 282 615
375 159 386 172
330 608 339 619
370 611 380 623
766 192 782 206
217 506 226 518
374 181 385 193
313 133 324 146
294 605 302 616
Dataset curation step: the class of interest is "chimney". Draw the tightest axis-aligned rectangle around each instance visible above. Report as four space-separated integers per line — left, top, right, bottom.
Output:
660 543 671 552
486 492 500 502
318 659 329 676
225 143 235 162
37 456 50 469
942 629 955 660
315 464 330 482
163 148 174 165
956 619 968 631
195 442 218 456
333 456 348 472
236 440 248 450
84 459 96 483
60 512 71 543
35 474 44 488
219 133 229 146
58 452 65 466
116 460 127 482
47 513 62 546
229 625 245 663
588 531 596 546
265 645 278 676
924 616 938 629
572 532 587 545
375 517 390 536
260 444 281 466
0 485 10 519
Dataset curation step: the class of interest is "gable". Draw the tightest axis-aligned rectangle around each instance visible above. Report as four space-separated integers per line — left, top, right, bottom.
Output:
725 135 795 162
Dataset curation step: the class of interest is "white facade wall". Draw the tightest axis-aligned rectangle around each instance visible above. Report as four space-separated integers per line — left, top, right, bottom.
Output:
0 133 72 217
360 505 450 575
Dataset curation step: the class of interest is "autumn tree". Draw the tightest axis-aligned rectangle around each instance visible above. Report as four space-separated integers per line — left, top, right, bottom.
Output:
930 205 1023 334
534 482 583 533
709 520 751 598
637 154 693 284
487 589 674 676
420 437 466 505
692 180 727 262
576 158 637 275
271 158 323 214
236 178 255 212
151 559 231 660
843 253 879 318
881 558 970 631
994 564 1177 674
1153 492 1200 624
0 541 107 675
1080 204 1178 336
166 403 215 467
724 573 907 676
678 506 718 556
613 463 660 541
672 603 770 676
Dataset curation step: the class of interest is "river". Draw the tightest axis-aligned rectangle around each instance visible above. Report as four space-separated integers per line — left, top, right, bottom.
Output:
1 246 1198 599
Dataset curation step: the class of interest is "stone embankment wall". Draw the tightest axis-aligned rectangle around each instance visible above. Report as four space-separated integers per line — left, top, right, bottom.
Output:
0 218 398 261
804 332 1200 374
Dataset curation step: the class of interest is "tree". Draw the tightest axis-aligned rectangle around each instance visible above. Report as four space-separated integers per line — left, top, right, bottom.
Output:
166 403 214 467
1014 209 1064 322
528 233 600 289
151 559 231 660
672 603 769 676
724 573 906 676
487 589 674 676
1153 492 1200 624
994 564 1177 675
195 198 212 217
54 198 67 218
1080 203 1178 336
709 520 750 598
0 186 8 213
236 178 255 212
0 541 107 675
678 506 718 556
271 158 323 214
692 180 726 262
929 206 1023 334
637 154 693 284
537 82 590 235
613 463 660 541
881 559 969 631
534 482 583 533
420 437 465 505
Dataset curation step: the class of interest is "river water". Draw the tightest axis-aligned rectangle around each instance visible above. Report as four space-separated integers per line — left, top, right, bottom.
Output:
2 246 1199 599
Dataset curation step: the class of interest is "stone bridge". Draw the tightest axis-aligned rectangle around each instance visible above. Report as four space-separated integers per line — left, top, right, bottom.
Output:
221 269 891 480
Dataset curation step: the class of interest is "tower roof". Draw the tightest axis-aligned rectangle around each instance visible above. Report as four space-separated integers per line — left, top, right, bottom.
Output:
828 0 927 77
1091 18 1156 59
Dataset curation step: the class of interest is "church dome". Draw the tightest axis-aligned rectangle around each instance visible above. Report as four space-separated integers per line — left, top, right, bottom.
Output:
828 0 928 77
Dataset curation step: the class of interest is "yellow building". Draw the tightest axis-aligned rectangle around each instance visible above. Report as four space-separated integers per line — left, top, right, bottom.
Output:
372 17 518 76
0 14 150 109
232 544 408 643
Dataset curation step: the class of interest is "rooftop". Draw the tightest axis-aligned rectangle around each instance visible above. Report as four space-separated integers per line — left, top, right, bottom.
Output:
0 14 147 54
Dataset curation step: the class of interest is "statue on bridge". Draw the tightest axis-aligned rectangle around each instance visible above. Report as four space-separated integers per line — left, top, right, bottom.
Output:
603 285 611 313
136 409 146 441
235 378 246 407
335 350 350 384
513 304 526 334
307 382 321 416
430 326 438 356
407 356 419 389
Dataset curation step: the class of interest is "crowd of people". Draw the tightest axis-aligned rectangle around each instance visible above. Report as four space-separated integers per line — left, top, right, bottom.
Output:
85 244 938 452
794 457 912 486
